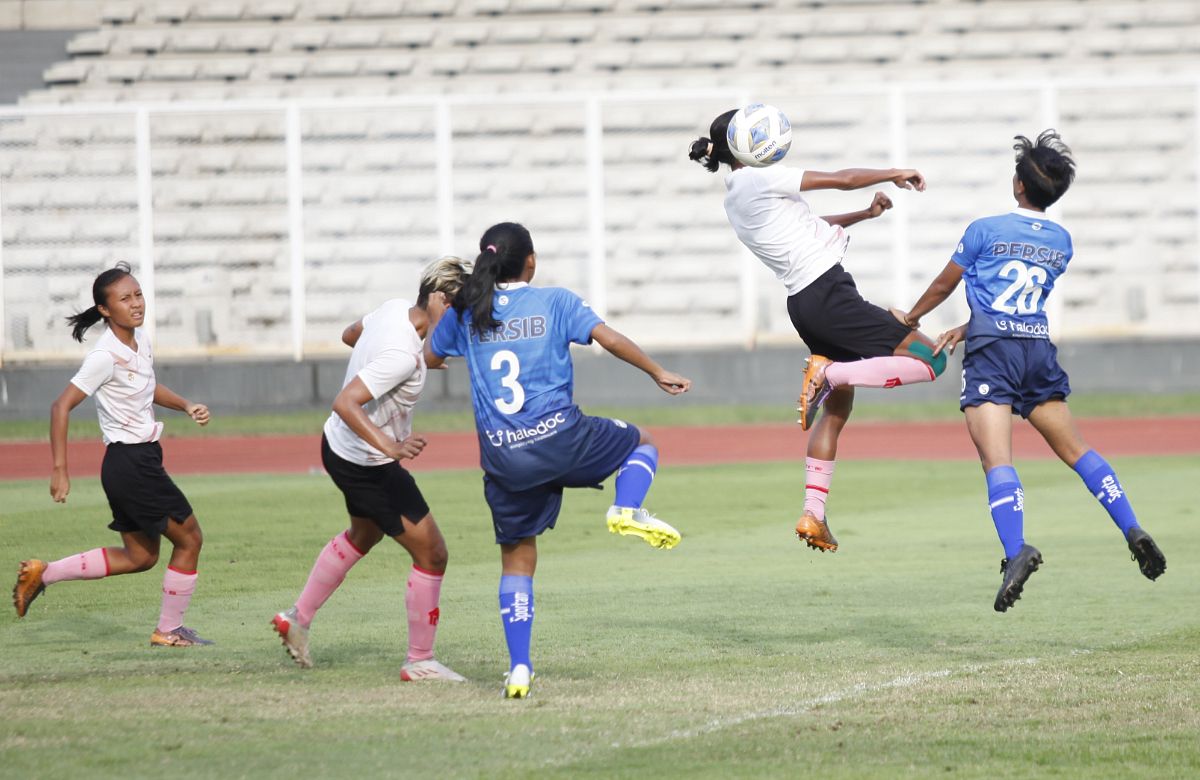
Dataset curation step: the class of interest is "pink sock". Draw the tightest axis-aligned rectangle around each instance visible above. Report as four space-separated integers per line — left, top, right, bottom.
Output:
805 458 835 522
294 531 365 627
157 566 198 633
41 548 109 585
405 565 444 663
825 356 935 389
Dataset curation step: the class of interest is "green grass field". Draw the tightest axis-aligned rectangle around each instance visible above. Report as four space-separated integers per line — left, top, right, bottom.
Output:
1 456 1197 778
1 392 1198 441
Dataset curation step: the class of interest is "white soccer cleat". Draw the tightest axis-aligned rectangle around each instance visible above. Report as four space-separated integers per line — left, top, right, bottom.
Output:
400 658 466 682
606 506 682 549
504 664 533 699
271 607 312 669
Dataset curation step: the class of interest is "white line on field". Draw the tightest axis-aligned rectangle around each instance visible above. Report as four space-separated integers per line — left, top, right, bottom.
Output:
613 656 1041 752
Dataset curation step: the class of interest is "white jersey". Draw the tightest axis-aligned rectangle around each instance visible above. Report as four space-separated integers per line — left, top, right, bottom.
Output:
70 326 163 446
323 298 426 467
724 165 849 296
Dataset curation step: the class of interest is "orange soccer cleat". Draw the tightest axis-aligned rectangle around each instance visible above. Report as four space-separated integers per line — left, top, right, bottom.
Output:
798 355 833 431
12 559 47 617
795 512 838 552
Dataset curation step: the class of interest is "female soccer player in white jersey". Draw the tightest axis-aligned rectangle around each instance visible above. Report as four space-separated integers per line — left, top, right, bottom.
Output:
425 222 691 698
690 110 947 553
897 131 1166 611
271 257 470 681
12 263 213 647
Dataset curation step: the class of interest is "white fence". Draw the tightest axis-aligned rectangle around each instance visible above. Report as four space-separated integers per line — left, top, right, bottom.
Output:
2 77 1198 365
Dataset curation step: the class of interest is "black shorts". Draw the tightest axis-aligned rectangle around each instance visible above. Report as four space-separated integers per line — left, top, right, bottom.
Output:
100 442 194 538
321 434 430 536
786 264 912 362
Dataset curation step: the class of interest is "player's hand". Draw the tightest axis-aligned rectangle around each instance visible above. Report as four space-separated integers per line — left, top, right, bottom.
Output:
389 435 428 461
891 169 926 192
654 370 691 396
186 402 210 426
889 307 918 329
933 325 968 356
867 192 893 218
50 467 70 503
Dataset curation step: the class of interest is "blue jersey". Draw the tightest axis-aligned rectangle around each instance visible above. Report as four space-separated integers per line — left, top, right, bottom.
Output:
429 283 603 485
952 209 1073 344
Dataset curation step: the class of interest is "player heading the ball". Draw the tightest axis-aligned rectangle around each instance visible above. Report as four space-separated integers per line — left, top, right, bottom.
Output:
690 107 944 553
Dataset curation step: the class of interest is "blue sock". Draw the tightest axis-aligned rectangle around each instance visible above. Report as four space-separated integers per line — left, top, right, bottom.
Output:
986 466 1025 560
499 574 534 671
1073 450 1139 535
614 444 658 508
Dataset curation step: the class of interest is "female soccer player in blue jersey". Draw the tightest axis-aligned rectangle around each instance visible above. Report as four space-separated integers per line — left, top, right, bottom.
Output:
425 222 692 698
898 130 1166 612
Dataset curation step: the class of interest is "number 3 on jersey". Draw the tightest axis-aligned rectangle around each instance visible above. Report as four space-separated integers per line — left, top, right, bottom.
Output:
991 260 1047 315
490 349 525 414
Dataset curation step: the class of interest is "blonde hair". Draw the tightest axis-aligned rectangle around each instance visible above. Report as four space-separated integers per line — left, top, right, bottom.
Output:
417 255 470 308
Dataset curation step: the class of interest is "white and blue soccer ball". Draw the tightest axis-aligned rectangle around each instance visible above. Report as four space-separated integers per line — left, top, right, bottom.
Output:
727 103 792 168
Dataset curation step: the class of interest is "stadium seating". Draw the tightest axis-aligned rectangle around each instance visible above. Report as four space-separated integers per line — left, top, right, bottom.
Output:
1 0 1198 357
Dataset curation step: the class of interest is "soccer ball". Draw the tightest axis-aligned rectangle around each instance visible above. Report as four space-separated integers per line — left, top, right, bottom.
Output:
727 103 792 168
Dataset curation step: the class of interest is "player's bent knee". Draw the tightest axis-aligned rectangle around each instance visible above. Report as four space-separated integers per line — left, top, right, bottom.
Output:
908 341 947 377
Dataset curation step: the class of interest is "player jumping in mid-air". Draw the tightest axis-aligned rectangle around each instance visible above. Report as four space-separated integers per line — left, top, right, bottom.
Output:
13 263 214 647
271 257 470 679
896 130 1166 611
425 222 691 698
690 110 946 552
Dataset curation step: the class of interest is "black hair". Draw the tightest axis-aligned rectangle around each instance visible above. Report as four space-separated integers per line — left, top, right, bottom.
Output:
455 222 534 337
1013 130 1076 209
688 109 738 173
65 262 133 342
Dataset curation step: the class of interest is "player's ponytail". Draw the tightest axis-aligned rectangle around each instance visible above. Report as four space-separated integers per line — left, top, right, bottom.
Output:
688 109 738 173
66 262 132 342
455 222 534 337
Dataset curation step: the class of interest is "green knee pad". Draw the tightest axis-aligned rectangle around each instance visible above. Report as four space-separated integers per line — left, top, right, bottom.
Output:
909 340 947 377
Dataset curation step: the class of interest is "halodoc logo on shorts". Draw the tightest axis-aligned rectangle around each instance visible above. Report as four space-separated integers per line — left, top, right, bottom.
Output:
485 412 569 448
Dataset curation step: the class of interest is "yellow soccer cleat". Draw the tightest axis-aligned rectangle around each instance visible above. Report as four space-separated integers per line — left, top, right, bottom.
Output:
504 664 533 699
606 506 681 550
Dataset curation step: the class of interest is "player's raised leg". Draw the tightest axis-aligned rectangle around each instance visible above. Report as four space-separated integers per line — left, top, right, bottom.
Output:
606 429 680 550
1027 400 1166 581
966 403 1042 612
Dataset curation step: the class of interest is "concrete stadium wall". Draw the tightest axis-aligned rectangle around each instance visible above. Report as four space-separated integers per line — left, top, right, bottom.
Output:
2 340 1198 421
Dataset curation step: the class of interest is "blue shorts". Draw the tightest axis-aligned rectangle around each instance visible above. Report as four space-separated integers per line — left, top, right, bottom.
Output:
484 415 641 545
960 338 1071 418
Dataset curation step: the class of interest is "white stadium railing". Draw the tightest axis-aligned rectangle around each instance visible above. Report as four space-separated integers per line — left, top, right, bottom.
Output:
1 76 1198 364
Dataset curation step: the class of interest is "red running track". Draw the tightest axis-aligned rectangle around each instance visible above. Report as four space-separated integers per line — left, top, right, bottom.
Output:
2 417 1198 480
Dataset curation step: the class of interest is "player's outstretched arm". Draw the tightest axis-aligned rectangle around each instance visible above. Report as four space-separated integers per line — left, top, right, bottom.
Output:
49 383 88 503
802 168 926 193
894 260 966 329
154 384 210 426
823 192 893 228
933 324 968 356
590 324 691 395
